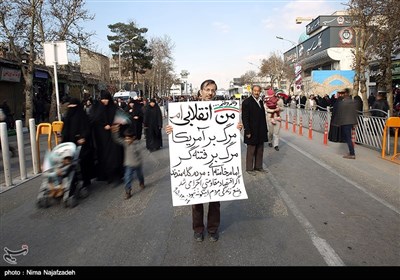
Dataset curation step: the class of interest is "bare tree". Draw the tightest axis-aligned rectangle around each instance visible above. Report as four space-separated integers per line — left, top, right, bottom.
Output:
0 0 94 124
282 61 296 94
369 0 400 113
240 70 257 85
260 52 286 88
147 35 176 98
348 0 399 113
347 0 378 112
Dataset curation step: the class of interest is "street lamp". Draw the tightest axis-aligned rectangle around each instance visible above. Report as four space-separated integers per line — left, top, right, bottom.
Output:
119 35 138 90
276 35 301 106
248 62 260 68
276 36 298 62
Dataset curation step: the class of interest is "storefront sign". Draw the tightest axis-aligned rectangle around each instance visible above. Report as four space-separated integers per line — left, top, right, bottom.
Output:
35 70 49 79
306 15 352 35
0 67 21 82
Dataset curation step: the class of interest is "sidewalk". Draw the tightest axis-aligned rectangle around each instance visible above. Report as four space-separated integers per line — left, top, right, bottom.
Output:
0 127 43 191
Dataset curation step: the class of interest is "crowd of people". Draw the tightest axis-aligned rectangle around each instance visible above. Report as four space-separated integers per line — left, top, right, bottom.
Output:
2 82 397 244
56 90 164 196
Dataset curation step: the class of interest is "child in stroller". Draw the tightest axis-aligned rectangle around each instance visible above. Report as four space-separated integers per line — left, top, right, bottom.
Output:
47 155 73 198
37 142 89 208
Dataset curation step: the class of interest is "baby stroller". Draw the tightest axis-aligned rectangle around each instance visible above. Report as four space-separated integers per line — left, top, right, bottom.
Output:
36 142 89 208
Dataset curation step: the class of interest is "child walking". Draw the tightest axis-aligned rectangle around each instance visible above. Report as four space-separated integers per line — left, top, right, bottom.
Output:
111 125 145 199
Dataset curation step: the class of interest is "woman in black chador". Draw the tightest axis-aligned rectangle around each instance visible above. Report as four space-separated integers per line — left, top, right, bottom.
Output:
125 99 144 140
328 91 345 143
90 90 124 185
143 98 163 151
61 98 95 188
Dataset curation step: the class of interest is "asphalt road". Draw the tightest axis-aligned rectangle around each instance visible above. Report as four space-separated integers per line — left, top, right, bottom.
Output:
0 127 399 268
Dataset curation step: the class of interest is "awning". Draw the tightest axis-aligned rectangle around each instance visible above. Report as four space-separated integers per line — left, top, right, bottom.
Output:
299 50 335 71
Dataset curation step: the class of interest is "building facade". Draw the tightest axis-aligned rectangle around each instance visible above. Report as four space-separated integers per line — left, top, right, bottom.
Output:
283 12 355 97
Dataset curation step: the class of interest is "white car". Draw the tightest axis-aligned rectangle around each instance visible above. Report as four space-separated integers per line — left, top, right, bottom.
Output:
113 91 138 101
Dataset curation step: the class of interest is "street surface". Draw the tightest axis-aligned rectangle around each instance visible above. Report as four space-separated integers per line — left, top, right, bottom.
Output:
0 126 399 267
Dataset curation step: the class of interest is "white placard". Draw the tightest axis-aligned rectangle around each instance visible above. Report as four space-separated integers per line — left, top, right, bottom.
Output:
43 41 68 66
168 100 247 206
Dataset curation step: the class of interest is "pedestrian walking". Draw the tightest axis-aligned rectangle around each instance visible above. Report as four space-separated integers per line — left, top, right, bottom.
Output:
61 98 95 188
328 91 345 143
90 90 124 185
111 125 144 199
143 98 162 151
0 107 17 157
125 99 144 140
336 88 358 159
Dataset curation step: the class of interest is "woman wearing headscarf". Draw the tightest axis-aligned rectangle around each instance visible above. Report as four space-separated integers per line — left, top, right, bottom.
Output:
143 98 163 151
89 90 124 185
125 98 144 140
61 98 95 189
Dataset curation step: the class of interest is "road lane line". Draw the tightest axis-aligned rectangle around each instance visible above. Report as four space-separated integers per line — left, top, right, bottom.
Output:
263 161 345 266
281 138 400 215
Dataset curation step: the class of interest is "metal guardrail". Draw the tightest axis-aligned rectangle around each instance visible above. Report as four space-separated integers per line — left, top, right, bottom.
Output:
0 110 396 187
281 106 390 151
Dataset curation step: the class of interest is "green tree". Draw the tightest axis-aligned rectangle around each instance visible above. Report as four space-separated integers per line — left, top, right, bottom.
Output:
108 21 153 91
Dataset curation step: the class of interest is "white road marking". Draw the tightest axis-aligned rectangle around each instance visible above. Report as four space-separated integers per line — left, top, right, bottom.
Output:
263 164 345 266
282 139 400 215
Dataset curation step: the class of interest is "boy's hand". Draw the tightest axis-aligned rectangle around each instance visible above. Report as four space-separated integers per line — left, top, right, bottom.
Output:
111 124 120 133
77 138 86 145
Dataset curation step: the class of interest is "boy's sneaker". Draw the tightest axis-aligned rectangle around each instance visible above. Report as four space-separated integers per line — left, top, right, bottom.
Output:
125 189 132 199
139 183 145 189
209 232 219 242
194 232 204 242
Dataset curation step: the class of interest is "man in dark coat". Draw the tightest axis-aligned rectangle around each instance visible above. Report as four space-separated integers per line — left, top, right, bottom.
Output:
336 88 358 159
328 91 345 143
241 85 268 175
371 92 389 117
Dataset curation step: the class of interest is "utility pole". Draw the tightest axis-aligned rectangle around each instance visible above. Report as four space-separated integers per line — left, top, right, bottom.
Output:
276 36 301 107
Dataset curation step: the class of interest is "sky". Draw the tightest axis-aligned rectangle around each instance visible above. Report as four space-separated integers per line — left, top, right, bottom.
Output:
83 0 346 90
